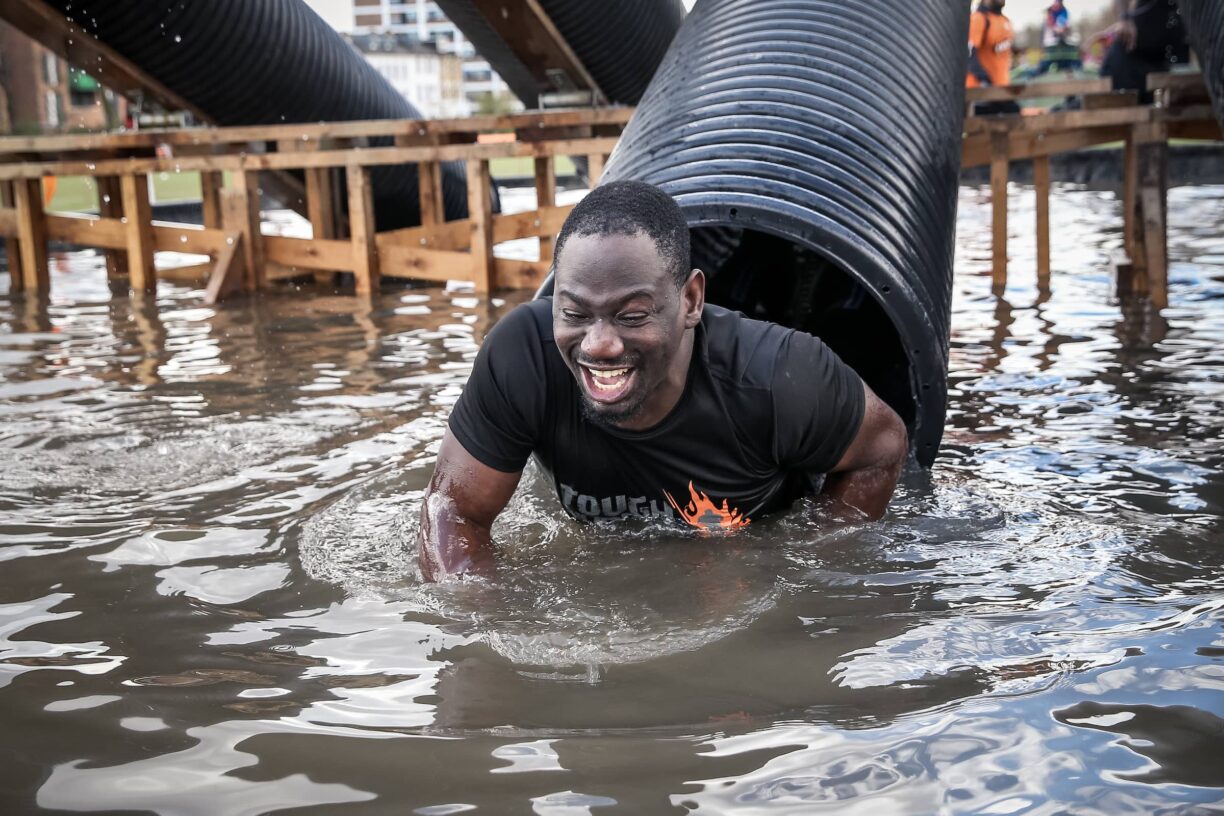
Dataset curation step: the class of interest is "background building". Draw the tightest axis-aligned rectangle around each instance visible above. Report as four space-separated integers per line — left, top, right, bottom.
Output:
0 18 126 134
350 33 467 119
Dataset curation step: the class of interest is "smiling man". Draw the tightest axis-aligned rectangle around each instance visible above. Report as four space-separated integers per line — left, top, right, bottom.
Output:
417 180 908 581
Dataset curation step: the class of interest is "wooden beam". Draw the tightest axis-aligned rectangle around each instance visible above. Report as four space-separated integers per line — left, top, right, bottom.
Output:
13 178 48 292
588 153 606 188
379 219 471 252
1082 91 1140 110
379 244 475 283
221 172 264 292
0 183 21 293
96 176 127 286
534 156 557 263
491 205 572 244
1122 131 1140 288
1034 154 1051 292
346 164 379 297
204 232 244 305
990 132 1009 292
121 174 156 292
199 171 223 230
264 236 354 272
0 136 626 181
46 213 124 248
1137 124 1169 309
1146 71 1205 92
416 160 446 228
965 106 1150 135
493 258 550 290
965 78 1111 103
466 158 494 292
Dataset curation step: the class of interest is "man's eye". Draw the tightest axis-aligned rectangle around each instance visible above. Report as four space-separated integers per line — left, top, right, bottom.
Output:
561 310 587 322
618 313 648 326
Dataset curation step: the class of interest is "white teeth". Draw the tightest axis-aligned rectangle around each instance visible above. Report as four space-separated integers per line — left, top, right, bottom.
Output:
584 366 631 391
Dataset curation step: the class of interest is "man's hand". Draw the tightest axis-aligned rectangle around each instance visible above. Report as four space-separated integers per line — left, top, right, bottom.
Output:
820 383 908 521
417 430 522 582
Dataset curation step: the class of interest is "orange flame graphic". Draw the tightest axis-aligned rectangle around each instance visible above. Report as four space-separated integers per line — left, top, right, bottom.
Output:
663 482 751 531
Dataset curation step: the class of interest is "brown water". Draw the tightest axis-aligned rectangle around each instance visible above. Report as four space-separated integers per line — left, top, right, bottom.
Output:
1 184 1223 815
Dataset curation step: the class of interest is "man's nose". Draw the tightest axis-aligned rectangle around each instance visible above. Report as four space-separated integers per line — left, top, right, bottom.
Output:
581 319 624 360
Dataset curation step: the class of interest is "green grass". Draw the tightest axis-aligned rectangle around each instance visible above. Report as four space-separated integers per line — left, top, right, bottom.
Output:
46 172 203 214
489 155 578 180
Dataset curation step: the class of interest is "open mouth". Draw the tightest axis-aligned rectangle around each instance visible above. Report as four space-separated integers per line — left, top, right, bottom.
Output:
579 364 636 404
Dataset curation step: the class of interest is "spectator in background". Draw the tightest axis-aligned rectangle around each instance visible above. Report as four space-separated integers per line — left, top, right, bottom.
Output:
1036 1 1084 74
967 0 1020 115
1098 0 1189 103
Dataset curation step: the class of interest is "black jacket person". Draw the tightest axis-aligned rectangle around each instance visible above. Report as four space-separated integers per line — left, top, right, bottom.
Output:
417 181 908 581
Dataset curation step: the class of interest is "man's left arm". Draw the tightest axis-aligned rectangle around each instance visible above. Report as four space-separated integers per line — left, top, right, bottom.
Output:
820 382 907 520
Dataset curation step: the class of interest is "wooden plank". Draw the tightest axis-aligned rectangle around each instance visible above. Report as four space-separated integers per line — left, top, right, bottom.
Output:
0 182 20 293
204 232 244 305
221 172 265 292
0 108 633 157
12 178 47 292
304 161 338 286
45 213 125 248
1167 119 1224 141
588 153 606 188
199 172 223 230
962 125 1130 169
1034 154 1051 292
1146 71 1205 92
1138 129 1169 309
1082 91 1140 110
535 156 557 263
264 236 355 272
990 132 1009 292
157 262 212 282
379 219 471 252
491 205 573 244
0 136 626 181
964 106 1150 135
965 78 1111 103
151 223 227 255
1122 132 1140 285
493 258 550 290
466 158 494 292
121 174 156 292
417 160 445 227
96 176 127 285
379 244 475 283
346 164 379 296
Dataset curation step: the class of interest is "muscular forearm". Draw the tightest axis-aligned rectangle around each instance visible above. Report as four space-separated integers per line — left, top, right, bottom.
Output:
417 491 497 581
820 454 904 521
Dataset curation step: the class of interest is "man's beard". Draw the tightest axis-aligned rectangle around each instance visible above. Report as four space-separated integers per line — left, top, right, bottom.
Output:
579 388 649 429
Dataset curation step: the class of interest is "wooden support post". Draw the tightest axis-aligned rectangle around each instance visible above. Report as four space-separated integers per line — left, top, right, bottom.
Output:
534 156 556 263
346 163 380 297
1034 154 1051 293
1 180 23 293
1137 124 1169 309
199 171 223 230
1122 131 1139 277
222 171 264 292
417 160 445 228
990 132 1009 292
204 232 244 305
12 178 48 292
466 158 494 292
121 174 156 292
97 176 127 287
587 153 606 188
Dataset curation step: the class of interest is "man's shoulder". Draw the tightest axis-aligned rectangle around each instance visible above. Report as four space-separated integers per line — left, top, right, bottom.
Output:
701 304 799 391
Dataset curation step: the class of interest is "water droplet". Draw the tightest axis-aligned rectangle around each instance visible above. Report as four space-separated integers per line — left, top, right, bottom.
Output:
86 163 95 170
101 194 110 204
226 236 234 245
120 216 128 224
180 235 187 243
173 35 182 43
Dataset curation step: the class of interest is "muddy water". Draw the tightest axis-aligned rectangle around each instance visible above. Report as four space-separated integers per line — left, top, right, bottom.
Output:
1 184 1222 814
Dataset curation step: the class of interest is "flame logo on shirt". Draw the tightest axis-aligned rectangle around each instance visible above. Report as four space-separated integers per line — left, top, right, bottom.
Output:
664 481 751 531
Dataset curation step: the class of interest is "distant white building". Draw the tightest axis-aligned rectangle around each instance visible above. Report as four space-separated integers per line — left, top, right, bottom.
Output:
351 33 467 119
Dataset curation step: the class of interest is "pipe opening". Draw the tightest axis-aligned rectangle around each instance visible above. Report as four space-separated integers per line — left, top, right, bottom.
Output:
691 225 916 433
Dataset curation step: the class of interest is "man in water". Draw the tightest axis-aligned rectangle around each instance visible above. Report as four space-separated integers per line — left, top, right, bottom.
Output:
417 181 908 581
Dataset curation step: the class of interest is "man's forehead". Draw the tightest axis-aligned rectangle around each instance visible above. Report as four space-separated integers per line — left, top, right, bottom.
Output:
554 231 671 292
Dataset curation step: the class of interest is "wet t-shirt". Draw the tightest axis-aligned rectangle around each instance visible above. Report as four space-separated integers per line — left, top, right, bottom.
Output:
448 298 865 529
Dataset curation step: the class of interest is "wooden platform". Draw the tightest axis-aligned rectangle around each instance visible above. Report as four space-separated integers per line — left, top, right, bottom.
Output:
0 75 1220 311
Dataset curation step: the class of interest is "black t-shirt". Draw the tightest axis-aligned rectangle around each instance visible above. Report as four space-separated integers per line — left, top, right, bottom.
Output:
448 298 865 529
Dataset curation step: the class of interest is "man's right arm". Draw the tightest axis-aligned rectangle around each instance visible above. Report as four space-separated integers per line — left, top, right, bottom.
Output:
417 429 522 582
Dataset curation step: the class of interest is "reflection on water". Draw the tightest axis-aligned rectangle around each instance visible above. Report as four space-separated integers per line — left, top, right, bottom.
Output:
2 184 1223 814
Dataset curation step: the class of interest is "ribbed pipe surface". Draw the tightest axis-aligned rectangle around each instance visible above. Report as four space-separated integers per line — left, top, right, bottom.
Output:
600 0 968 465
1181 0 1224 130
433 0 685 106
45 0 468 227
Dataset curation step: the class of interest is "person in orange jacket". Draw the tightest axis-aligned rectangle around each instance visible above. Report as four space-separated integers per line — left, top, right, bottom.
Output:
967 0 1020 115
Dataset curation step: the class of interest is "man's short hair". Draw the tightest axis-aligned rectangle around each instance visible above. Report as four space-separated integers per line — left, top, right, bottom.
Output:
553 179 691 287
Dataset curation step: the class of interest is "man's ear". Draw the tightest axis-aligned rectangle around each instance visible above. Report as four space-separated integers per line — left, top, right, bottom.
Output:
683 268 705 328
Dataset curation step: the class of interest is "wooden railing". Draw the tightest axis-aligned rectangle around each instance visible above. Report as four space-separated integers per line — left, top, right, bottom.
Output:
0 107 633 302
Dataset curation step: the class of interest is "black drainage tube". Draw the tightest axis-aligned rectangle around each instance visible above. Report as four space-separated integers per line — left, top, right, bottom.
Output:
540 0 966 466
1181 0 1224 130
43 0 469 228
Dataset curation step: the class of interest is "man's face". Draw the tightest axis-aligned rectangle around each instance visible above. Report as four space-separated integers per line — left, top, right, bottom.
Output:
552 231 703 430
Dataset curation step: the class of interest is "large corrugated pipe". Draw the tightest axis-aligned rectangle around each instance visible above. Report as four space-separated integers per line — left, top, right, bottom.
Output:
1181 0 1224 130
539 0 966 466
433 0 686 107
43 0 469 228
